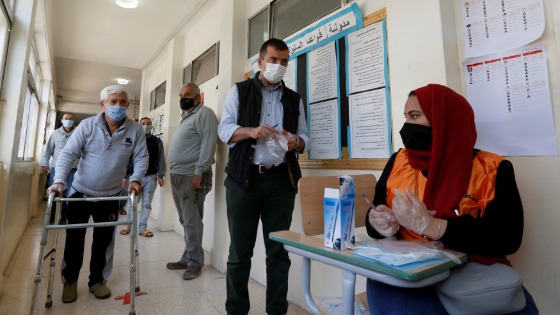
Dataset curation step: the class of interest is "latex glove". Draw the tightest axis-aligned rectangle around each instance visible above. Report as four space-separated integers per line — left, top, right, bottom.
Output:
392 188 433 235
368 205 400 237
46 183 64 197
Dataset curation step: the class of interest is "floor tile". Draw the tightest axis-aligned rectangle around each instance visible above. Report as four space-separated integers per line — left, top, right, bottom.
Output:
0 202 311 315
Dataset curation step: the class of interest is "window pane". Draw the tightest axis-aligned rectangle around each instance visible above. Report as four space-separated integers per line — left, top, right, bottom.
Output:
150 90 156 110
183 64 192 85
192 43 218 86
0 6 10 94
248 7 269 58
17 87 32 159
29 48 37 78
272 0 340 39
25 95 40 159
154 81 166 108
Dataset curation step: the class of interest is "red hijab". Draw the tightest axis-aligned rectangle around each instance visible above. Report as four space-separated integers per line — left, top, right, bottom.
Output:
410 84 477 218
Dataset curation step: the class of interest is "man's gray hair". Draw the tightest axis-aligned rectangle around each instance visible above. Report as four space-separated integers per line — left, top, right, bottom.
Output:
100 85 129 102
182 83 200 95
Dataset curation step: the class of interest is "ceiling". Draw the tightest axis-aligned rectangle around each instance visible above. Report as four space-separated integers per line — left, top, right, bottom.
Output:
49 0 206 118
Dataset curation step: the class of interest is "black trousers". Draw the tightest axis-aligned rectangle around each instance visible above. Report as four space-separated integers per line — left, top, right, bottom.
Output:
61 191 119 287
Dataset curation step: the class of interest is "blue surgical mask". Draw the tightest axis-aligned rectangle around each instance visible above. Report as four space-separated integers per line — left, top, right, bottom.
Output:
62 119 74 128
106 105 127 121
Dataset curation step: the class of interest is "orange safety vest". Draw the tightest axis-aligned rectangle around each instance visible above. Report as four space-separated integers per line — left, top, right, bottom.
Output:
386 149 504 242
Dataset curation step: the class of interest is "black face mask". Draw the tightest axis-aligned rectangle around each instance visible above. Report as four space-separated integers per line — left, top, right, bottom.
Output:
180 97 195 111
399 123 432 150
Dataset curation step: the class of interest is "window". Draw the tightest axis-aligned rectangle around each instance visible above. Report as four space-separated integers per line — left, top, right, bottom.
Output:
271 0 340 39
182 63 192 85
248 0 349 58
17 78 40 160
29 46 42 96
248 6 269 58
150 81 166 110
191 42 219 86
17 38 44 160
0 0 12 95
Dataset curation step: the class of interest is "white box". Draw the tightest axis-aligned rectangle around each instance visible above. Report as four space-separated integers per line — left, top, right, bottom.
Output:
324 176 355 250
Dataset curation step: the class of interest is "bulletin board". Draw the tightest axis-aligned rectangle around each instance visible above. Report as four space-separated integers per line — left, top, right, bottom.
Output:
245 8 389 170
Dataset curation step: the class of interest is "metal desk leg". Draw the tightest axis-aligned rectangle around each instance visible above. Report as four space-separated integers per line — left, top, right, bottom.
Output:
302 257 319 315
342 269 356 315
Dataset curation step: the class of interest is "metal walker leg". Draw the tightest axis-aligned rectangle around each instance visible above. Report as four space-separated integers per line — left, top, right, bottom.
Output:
30 191 139 315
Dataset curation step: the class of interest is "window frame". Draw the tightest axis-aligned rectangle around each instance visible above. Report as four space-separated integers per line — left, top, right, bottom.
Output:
17 71 40 160
191 42 220 86
247 0 351 59
182 63 192 85
149 81 166 111
0 0 12 96
270 0 342 40
247 5 270 59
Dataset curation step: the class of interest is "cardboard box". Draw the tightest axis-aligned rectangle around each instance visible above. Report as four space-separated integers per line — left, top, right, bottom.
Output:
324 176 355 250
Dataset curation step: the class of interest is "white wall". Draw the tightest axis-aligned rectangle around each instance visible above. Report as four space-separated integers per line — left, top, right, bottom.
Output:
498 1 560 313
0 0 40 294
139 0 560 313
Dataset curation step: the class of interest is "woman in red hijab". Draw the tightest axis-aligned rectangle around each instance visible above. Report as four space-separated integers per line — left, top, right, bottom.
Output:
364 84 538 314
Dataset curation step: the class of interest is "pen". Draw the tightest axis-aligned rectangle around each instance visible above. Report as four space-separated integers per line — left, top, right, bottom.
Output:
362 194 379 211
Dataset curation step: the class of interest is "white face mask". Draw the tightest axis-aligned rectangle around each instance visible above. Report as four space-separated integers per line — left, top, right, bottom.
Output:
262 62 286 84
142 125 153 135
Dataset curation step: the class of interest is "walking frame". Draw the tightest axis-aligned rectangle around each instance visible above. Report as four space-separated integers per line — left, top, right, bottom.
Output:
30 190 140 315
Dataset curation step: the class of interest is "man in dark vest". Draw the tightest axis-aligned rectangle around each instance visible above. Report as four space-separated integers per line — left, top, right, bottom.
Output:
218 38 310 315
120 117 166 237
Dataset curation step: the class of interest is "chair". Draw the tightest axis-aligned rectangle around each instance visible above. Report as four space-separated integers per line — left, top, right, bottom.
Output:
298 174 377 314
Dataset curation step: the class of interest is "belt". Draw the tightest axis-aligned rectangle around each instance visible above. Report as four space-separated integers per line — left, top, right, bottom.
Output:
251 163 287 174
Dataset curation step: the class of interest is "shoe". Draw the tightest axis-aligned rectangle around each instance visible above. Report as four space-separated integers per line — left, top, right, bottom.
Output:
119 208 127 215
120 226 130 235
139 229 154 237
183 267 202 280
62 281 78 303
89 283 111 299
166 261 188 270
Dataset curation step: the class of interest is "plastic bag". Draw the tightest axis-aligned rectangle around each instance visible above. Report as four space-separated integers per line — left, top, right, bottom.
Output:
253 133 288 168
354 235 462 265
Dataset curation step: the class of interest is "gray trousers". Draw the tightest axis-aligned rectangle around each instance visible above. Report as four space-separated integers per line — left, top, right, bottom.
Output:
170 173 212 268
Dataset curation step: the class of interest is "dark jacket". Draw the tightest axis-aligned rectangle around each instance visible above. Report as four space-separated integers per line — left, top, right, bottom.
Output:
225 73 302 189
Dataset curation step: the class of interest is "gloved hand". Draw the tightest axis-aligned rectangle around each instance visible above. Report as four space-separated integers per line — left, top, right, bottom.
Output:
368 205 400 237
46 183 64 197
392 188 434 235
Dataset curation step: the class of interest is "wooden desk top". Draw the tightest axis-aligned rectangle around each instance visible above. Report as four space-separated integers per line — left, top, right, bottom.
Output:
270 230 466 282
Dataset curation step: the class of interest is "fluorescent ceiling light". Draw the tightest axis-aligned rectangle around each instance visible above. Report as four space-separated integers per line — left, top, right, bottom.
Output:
116 0 138 9
117 78 129 84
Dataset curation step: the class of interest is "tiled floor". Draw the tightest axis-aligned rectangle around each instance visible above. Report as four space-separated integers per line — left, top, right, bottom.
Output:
0 202 310 315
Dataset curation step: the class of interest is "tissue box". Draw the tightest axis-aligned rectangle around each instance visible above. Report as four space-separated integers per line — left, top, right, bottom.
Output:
324 176 355 250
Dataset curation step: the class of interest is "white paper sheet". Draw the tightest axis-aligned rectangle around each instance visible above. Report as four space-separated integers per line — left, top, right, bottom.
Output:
283 59 297 91
347 21 386 94
308 41 338 103
464 44 557 156
349 89 390 158
308 99 340 159
462 0 545 58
